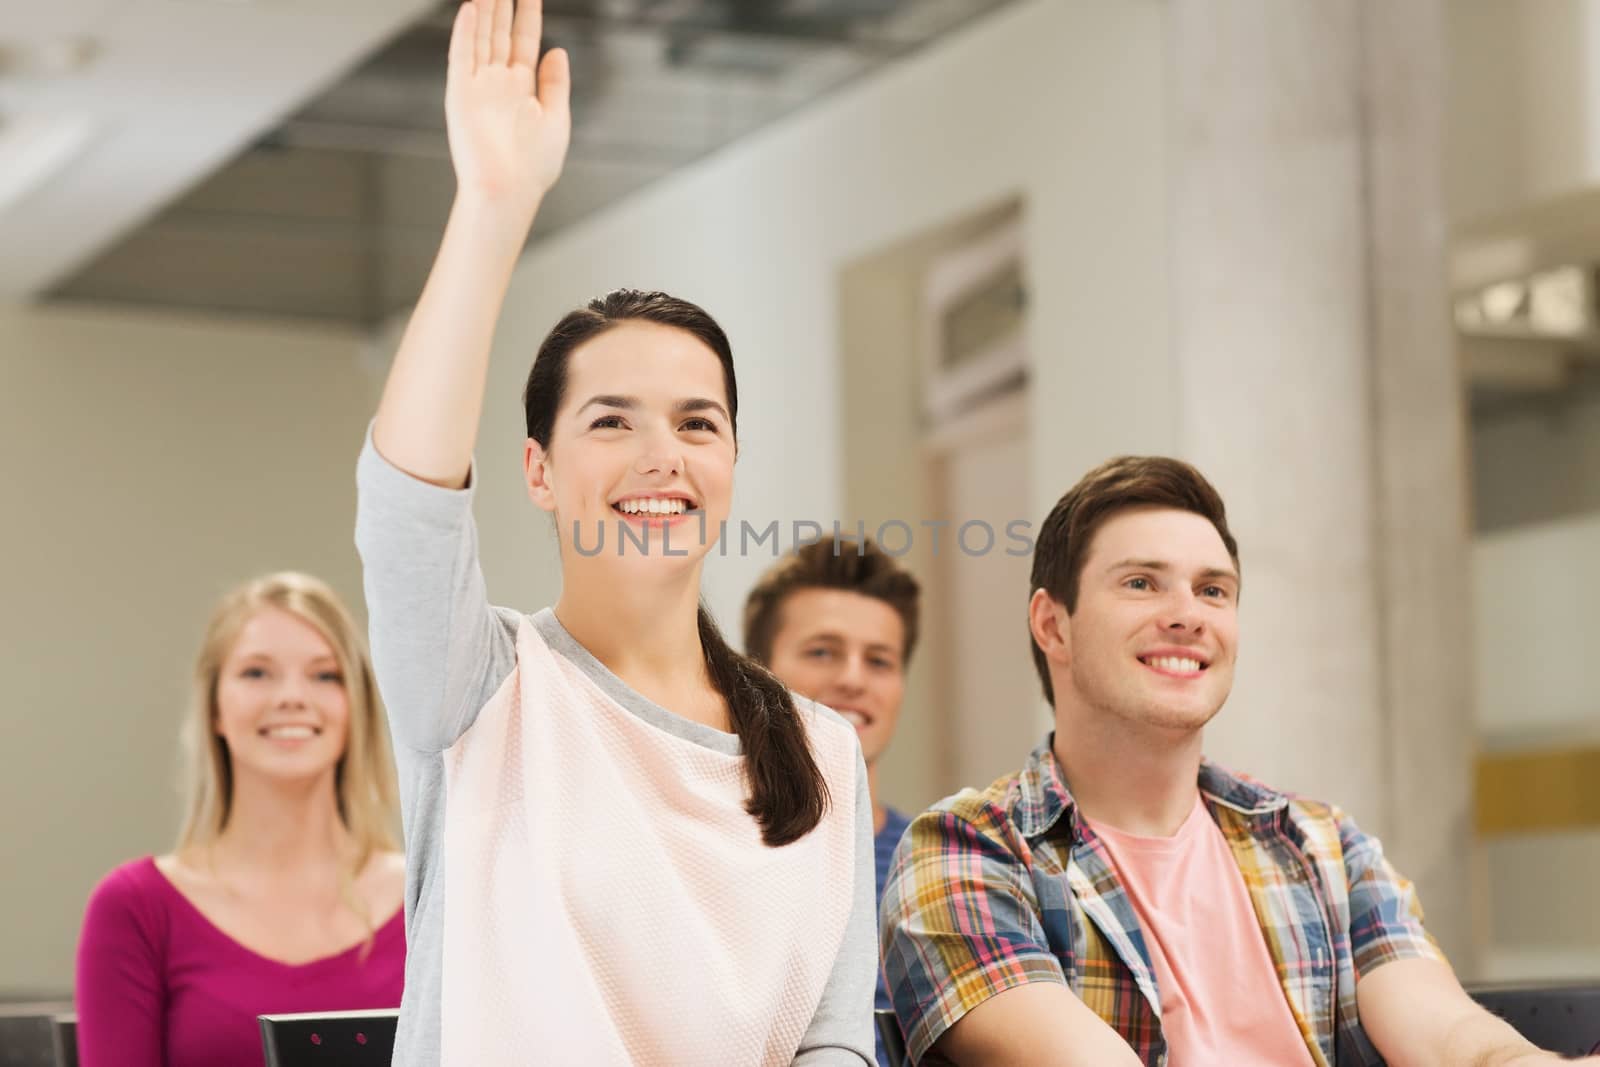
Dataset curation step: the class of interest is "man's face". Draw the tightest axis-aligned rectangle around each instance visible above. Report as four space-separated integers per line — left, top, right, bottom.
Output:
763 588 907 766
1053 506 1239 734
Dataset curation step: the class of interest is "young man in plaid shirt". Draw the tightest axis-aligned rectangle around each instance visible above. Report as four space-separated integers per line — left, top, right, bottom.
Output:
880 456 1595 1066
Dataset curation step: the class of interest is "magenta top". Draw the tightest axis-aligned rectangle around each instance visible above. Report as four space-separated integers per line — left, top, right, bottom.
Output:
74 857 405 1067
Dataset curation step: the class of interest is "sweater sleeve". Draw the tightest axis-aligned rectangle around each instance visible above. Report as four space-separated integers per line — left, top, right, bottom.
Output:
354 423 519 755
793 751 877 1065
75 861 166 1067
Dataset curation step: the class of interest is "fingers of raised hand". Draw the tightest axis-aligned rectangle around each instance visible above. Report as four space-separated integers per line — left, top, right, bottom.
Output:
536 46 570 119
448 2 477 86
474 0 494 68
489 0 514 66
511 0 543 72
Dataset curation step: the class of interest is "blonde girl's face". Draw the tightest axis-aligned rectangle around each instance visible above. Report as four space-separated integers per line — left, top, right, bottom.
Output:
213 607 351 785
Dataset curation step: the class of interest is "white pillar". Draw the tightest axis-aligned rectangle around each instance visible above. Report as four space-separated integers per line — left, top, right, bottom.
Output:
1170 0 1476 970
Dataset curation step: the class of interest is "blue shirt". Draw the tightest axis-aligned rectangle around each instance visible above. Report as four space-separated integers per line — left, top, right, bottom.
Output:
873 806 913 1067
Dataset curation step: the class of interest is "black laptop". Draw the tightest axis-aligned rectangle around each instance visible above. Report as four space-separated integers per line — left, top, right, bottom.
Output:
1469 982 1600 1056
259 1009 398 1067
51 1014 76 1067
0 1003 74 1067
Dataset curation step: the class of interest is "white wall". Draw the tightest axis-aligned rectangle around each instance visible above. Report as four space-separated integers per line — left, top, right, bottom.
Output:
0 302 378 995
1473 388 1600 533
1447 0 1600 225
1472 511 1600 977
1474 511 1600 746
836 199 1036 811
1448 0 1600 980
1469 359 1600 984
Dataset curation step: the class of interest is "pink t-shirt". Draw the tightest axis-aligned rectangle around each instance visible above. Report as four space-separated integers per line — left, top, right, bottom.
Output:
1081 796 1317 1066
75 857 405 1067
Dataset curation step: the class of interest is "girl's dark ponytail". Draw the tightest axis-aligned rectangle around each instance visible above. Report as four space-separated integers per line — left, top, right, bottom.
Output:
697 605 829 847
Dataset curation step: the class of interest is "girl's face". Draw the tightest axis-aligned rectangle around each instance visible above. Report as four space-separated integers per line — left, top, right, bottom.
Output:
213 607 350 786
524 320 736 572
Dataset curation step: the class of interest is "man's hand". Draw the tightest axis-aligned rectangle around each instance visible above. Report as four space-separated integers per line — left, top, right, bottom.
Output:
1358 958 1600 1066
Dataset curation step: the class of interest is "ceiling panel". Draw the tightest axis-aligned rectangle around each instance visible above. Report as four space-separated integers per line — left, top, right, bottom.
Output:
42 0 1019 325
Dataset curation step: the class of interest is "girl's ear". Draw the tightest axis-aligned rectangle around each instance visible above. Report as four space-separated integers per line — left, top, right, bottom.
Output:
524 438 557 512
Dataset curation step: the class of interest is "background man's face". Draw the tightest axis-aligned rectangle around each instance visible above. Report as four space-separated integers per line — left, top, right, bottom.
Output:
764 588 907 766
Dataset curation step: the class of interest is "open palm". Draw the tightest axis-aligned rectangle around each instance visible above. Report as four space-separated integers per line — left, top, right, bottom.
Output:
445 0 571 209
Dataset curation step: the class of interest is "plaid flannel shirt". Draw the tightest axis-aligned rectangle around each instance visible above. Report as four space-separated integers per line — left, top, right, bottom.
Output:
880 735 1443 1066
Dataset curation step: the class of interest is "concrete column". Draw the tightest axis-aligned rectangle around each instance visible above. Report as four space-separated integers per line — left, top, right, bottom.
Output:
1170 0 1476 970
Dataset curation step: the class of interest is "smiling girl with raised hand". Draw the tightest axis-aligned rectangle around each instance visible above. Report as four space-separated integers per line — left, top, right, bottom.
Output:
353 2 875 1064
75 573 405 1067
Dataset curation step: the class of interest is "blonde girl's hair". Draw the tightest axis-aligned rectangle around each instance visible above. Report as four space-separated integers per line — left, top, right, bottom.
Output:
176 571 400 935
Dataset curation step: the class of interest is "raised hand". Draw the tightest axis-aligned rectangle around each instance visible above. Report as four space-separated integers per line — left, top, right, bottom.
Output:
373 0 573 487
444 0 571 215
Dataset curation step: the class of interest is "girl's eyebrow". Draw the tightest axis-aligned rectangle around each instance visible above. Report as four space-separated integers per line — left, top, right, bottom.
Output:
674 398 730 421
577 394 637 413
575 395 730 422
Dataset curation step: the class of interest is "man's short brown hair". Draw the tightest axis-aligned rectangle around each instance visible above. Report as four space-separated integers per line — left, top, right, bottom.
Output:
1030 456 1239 704
744 538 921 667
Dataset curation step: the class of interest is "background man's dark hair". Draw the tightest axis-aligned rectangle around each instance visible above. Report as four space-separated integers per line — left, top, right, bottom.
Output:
744 537 921 668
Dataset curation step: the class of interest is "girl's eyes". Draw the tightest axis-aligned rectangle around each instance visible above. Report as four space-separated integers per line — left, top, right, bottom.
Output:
237 666 343 682
587 415 721 433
